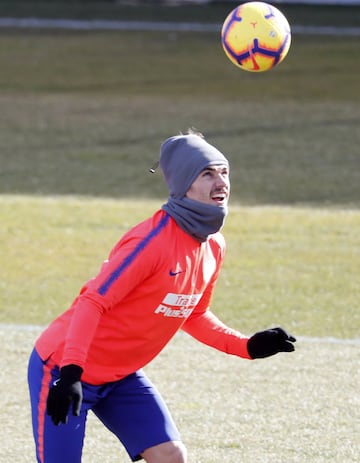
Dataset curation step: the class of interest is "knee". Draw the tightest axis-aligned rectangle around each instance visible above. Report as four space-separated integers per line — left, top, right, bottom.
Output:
142 440 187 463
168 441 187 463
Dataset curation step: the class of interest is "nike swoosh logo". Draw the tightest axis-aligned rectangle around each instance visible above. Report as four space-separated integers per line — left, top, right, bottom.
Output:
169 269 184 276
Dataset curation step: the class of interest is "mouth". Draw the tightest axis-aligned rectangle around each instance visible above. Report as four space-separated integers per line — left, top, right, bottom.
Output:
211 191 228 205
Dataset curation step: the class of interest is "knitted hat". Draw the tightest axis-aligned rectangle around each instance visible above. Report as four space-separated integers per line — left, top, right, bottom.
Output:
159 134 229 198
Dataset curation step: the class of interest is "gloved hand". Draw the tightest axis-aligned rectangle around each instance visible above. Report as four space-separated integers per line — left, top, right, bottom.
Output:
247 327 296 359
46 364 83 425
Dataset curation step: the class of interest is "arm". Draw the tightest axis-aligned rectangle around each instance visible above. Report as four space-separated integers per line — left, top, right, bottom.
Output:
183 309 296 360
60 228 163 368
61 292 106 368
183 235 296 359
47 225 164 425
182 309 252 359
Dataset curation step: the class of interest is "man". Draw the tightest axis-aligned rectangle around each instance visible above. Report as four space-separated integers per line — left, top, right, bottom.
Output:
28 130 296 463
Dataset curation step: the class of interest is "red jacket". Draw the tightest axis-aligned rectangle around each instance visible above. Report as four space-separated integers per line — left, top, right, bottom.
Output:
36 210 250 385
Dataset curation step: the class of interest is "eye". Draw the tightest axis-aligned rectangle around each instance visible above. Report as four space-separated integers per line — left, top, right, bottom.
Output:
202 170 213 177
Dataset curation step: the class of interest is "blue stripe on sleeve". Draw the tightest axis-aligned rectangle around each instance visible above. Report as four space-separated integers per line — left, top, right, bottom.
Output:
97 213 170 296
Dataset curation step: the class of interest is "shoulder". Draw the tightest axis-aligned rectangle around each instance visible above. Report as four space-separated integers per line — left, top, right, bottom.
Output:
122 209 170 239
108 210 170 257
209 231 226 247
207 232 226 257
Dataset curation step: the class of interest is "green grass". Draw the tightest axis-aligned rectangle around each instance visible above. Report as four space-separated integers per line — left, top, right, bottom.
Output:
0 16 359 337
0 30 359 204
1 196 359 338
0 31 359 101
0 6 359 461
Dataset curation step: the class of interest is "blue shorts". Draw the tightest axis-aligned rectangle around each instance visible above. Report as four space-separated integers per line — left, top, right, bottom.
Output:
28 349 181 462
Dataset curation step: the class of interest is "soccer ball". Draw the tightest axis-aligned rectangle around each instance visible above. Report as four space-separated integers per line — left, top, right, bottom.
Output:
221 1 291 72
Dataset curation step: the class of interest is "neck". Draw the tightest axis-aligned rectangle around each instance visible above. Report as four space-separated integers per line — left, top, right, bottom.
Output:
162 196 228 242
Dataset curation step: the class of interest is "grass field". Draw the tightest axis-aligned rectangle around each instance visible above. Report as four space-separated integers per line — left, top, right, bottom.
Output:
2 326 359 462
1 34 359 203
1 196 360 338
0 2 359 462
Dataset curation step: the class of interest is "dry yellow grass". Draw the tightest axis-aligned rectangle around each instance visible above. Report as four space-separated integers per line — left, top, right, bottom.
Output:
1 325 358 462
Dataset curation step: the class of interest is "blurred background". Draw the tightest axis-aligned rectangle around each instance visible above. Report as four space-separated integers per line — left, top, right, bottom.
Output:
0 0 359 204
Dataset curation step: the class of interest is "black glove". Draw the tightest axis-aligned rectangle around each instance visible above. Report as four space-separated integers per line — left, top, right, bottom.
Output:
46 364 83 425
247 327 296 359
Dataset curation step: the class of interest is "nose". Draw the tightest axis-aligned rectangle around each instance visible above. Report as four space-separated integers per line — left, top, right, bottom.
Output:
215 172 229 188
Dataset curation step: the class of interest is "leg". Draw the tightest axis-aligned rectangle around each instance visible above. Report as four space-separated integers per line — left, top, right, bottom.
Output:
93 370 185 462
28 349 87 463
142 441 187 463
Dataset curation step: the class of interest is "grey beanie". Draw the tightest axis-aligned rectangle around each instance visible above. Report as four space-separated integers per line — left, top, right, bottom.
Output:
159 134 229 198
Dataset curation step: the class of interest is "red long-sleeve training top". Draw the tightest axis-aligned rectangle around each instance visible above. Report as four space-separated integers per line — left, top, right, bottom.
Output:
35 210 251 385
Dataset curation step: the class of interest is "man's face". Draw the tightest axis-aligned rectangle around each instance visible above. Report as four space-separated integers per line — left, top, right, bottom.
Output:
185 165 230 207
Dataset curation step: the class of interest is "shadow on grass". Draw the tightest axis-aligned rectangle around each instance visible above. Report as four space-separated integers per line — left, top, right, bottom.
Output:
2 112 360 207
